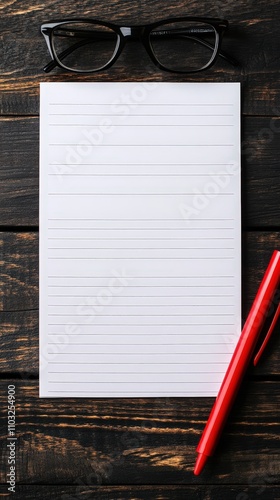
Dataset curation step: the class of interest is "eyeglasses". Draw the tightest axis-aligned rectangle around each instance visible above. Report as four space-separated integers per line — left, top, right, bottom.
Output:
41 17 238 74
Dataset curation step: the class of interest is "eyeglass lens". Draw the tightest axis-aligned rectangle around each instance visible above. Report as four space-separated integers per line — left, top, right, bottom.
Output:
149 21 217 72
51 22 119 71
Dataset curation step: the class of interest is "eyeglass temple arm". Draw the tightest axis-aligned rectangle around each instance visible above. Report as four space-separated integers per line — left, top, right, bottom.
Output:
179 35 239 66
43 27 238 73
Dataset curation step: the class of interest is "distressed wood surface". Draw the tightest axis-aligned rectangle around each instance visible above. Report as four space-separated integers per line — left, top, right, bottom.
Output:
0 0 280 116
1 485 280 500
1 231 280 376
0 380 280 486
1 116 280 227
0 0 280 497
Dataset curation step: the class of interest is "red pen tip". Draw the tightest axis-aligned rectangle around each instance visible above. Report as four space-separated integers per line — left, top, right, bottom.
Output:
194 452 208 475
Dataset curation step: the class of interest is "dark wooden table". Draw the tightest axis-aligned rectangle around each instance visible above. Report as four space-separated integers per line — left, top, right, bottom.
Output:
1 1 280 499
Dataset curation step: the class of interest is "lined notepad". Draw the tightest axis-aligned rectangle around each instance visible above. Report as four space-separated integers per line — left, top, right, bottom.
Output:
39 82 241 397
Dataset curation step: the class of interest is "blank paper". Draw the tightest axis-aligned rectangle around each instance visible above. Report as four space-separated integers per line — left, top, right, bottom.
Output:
39 82 241 397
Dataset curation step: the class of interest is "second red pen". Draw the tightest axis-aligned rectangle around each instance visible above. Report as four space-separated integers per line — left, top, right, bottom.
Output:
194 249 280 475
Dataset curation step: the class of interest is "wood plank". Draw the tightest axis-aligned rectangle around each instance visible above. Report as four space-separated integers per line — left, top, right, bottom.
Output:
0 380 279 484
0 0 280 115
1 116 280 226
0 232 38 312
0 485 280 500
0 118 38 226
1 231 280 376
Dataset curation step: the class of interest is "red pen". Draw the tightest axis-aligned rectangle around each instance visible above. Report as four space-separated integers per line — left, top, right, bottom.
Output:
194 250 280 475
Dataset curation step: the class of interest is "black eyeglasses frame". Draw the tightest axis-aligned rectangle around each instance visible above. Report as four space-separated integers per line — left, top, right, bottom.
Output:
41 16 237 74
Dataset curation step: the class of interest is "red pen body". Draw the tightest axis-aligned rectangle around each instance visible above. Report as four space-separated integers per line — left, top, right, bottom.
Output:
194 250 280 475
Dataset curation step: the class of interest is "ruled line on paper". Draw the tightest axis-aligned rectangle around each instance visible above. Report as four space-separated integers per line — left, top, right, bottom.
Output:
50 143 235 146
48 237 235 240
48 227 235 229
48 193 235 196
48 361 230 364
49 162 235 165
49 102 234 105
49 113 234 117
48 218 235 220
50 124 234 127
47 173 235 176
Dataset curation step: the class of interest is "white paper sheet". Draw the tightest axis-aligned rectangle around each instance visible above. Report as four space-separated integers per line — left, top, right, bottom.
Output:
39 82 241 397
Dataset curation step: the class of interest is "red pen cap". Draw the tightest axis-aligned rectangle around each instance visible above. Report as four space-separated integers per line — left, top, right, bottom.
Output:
253 303 280 365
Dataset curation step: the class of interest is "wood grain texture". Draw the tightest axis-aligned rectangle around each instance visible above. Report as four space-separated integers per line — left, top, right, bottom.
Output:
0 484 280 500
0 0 280 115
0 232 38 312
1 0 280 495
0 380 279 485
1 117 280 227
1 231 280 376
0 118 38 226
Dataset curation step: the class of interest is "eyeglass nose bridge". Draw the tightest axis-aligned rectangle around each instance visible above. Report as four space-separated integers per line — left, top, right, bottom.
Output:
119 26 146 39
117 25 153 65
